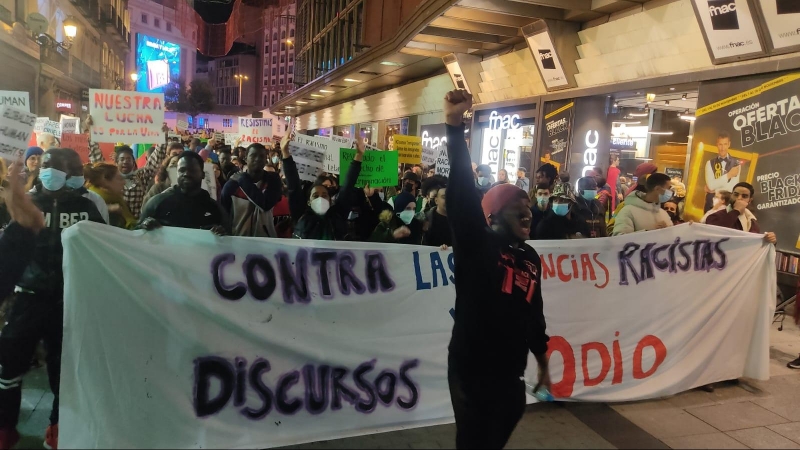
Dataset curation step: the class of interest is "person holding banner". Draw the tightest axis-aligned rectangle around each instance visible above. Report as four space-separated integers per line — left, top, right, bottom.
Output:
0 148 104 450
706 182 777 244
220 143 282 238
84 163 137 229
612 173 674 236
138 152 229 235
443 89 550 450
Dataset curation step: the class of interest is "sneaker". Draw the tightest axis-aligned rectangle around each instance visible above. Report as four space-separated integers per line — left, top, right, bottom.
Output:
789 357 800 370
0 427 20 450
43 424 58 450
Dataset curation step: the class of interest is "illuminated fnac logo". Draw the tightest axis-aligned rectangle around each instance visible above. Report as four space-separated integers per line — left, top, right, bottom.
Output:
582 130 599 176
489 110 520 130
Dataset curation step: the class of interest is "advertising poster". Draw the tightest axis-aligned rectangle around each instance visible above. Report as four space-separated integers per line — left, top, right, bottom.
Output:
524 28 569 90
686 71 800 251
0 106 36 159
539 100 575 174
135 34 181 94
567 97 611 184
340 149 399 187
690 0 765 61
89 90 165 144
237 117 272 145
392 135 422 165
0 91 30 112
754 0 800 52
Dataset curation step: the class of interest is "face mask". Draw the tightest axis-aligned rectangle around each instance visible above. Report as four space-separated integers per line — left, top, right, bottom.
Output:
537 196 549 208
378 192 385 201
403 182 415 193
66 176 85 189
271 156 280 164
659 189 674 204
712 197 722 207
398 210 415 225
39 167 67 191
582 190 597 200
310 197 330 216
552 203 570 217
477 177 487 186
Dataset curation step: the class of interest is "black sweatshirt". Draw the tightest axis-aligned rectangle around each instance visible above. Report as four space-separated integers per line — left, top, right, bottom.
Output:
445 123 549 379
139 186 230 232
0 223 36 299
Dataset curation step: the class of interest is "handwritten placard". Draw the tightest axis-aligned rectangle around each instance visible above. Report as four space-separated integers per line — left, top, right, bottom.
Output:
340 149 399 187
61 133 90 163
237 117 272 145
0 106 36 159
288 134 329 182
34 117 49 133
435 147 450 177
392 134 422 165
176 119 189 131
89 89 165 144
324 135 354 174
0 91 30 112
422 146 438 166
60 115 80 135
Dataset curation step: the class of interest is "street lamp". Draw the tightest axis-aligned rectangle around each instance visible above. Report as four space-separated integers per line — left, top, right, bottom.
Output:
234 73 249 106
130 73 139 91
62 16 78 48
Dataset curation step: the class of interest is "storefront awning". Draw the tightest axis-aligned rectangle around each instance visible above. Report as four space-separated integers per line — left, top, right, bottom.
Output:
270 0 650 118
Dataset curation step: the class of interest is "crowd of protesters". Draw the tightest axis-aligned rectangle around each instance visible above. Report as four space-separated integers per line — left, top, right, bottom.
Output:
0 89 789 450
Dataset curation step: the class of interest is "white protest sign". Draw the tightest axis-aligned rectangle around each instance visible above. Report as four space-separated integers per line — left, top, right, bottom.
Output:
224 133 239 148
176 119 189 131
88 89 165 144
0 91 30 112
237 117 273 145
59 115 80 135
61 223 773 449
33 117 49 133
288 134 330 181
435 147 450 176
42 120 61 138
214 132 224 143
168 162 217 200
325 135 354 174
0 106 36 158
422 146 437 166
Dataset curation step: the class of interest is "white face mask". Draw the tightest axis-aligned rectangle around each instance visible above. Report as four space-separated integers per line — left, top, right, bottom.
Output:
712 197 722 207
310 197 330 216
398 210 415 225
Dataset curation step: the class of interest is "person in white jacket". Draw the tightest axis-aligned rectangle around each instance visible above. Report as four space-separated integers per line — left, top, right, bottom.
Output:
612 173 674 235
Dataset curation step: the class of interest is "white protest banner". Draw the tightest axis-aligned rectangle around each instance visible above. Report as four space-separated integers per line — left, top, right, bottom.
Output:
61 223 773 449
59 115 80 135
168 162 217 200
176 119 189 131
238 117 273 145
325 135 354 174
0 106 36 158
0 91 30 112
89 89 165 144
224 133 239 148
33 117 49 133
288 134 330 181
214 132 224 143
435 147 450 176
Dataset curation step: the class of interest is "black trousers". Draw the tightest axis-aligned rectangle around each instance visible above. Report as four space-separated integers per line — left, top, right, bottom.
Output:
0 292 62 427
448 366 526 449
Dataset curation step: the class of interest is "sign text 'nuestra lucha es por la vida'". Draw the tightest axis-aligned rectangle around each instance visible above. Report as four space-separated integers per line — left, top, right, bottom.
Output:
88 89 165 144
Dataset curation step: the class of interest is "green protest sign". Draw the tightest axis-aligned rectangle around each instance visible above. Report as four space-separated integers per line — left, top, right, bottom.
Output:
339 148 398 187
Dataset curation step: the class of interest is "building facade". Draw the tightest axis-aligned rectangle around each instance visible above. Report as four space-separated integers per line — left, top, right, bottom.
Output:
260 0 295 109
209 52 258 106
0 0 128 118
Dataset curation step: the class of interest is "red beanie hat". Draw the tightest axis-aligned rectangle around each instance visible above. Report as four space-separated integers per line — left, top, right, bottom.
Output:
481 184 528 221
634 162 658 179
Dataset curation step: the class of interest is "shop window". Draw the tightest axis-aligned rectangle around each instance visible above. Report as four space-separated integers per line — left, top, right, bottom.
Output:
141 13 147 24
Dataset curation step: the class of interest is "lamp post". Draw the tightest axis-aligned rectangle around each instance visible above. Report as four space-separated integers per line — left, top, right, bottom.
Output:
130 73 139 91
234 73 249 106
62 16 78 48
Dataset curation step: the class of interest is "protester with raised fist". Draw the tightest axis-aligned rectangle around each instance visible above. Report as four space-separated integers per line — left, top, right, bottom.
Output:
443 89 550 449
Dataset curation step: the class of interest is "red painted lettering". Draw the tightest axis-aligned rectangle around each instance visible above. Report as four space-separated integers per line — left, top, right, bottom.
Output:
546 336 576 398
633 335 667 379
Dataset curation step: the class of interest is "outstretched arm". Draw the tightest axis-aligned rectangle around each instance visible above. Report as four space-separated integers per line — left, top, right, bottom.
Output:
443 90 487 247
336 140 364 213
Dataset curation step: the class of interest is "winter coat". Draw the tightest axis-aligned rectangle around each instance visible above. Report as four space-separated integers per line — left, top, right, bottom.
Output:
611 191 673 235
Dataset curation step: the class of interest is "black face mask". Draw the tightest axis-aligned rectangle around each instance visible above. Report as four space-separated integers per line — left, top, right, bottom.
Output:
403 182 416 193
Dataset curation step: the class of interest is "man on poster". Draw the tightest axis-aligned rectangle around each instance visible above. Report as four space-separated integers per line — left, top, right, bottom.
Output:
704 132 741 212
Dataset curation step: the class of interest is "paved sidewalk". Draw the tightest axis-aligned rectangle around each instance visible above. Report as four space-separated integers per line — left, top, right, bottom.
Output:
14 322 800 449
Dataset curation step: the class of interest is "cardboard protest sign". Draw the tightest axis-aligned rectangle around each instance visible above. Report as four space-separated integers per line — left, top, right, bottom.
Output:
41 120 61 138
237 118 272 145
0 106 36 159
435 148 450 177
224 133 239 148
324 135 354 174
392 134 422 164
34 117 48 133
340 149 399 187
89 89 165 144
60 116 80 135
61 133 90 163
422 146 437 166
176 119 189 131
287 134 328 182
0 91 30 112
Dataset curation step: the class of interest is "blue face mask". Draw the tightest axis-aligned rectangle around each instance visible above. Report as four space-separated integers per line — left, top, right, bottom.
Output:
659 189 674 204
66 176 85 189
552 203 570 216
39 167 67 191
582 189 597 200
